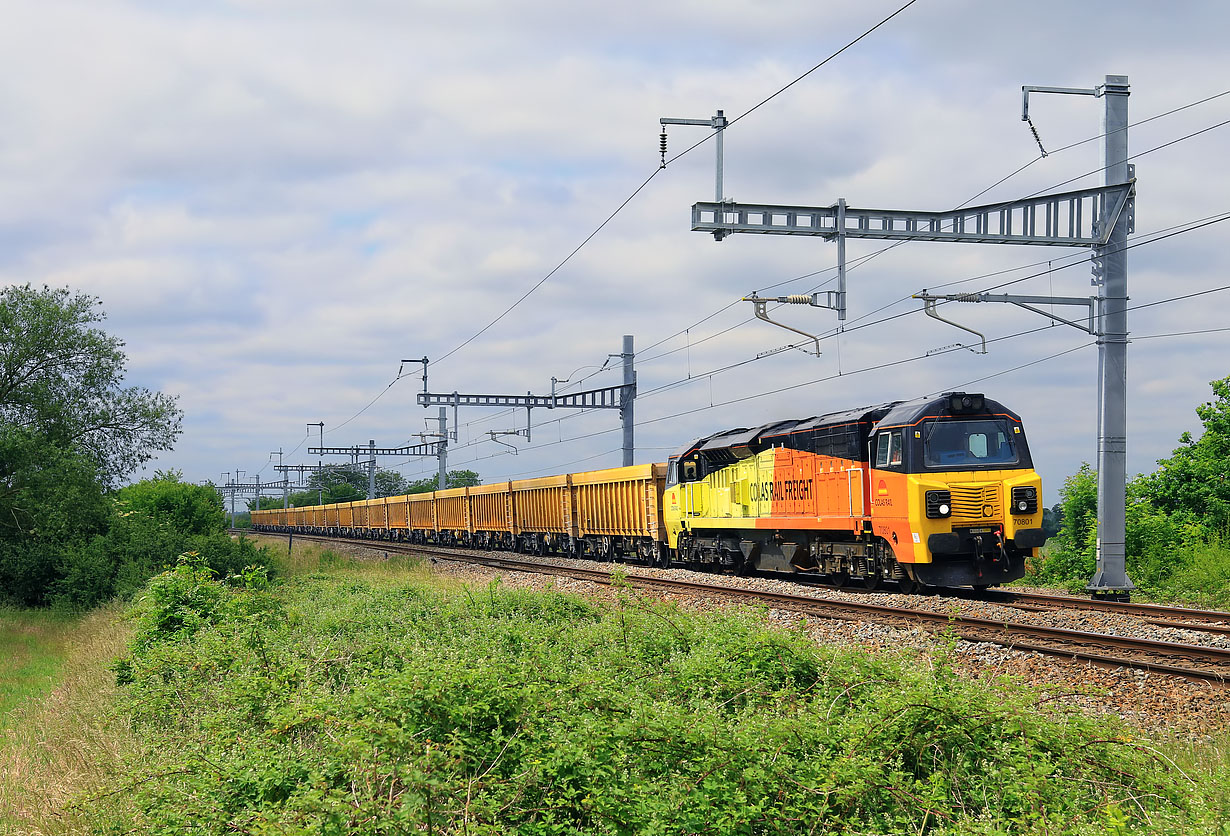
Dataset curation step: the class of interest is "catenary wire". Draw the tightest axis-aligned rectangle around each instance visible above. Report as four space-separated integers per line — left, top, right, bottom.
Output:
270 91 1230 473
407 207 1230 469
430 0 921 370
636 91 1230 367
304 2 922 450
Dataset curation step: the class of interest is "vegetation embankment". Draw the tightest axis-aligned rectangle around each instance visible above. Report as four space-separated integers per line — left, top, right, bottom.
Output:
0 284 275 610
46 546 1220 835
1028 376 1230 608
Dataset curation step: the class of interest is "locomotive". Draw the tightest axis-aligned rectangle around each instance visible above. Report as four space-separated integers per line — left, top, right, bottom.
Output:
252 392 1047 592
663 391 1046 591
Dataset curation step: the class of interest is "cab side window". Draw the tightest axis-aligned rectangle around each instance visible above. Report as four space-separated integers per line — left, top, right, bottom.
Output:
681 460 699 482
874 431 904 469
666 458 680 487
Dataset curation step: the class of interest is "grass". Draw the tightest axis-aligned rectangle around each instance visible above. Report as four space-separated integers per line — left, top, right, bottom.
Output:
6 542 1230 834
0 603 134 835
0 607 80 729
89 554 1230 834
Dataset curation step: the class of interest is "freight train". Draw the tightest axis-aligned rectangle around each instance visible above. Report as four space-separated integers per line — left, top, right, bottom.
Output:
252 392 1047 592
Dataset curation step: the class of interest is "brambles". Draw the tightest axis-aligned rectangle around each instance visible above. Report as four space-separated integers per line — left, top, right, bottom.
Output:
100 566 1226 834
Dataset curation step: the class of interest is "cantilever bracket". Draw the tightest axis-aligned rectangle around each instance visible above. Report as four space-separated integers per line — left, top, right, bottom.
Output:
743 294 824 357
917 295 987 354
487 430 524 454
914 291 1100 340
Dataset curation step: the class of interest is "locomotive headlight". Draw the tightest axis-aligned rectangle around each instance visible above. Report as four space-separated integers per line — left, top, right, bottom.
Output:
1011 486 1039 515
926 490 952 518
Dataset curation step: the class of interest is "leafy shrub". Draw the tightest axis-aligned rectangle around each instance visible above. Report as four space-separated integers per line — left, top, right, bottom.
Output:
104 575 1222 834
0 458 271 610
114 470 226 536
127 554 282 653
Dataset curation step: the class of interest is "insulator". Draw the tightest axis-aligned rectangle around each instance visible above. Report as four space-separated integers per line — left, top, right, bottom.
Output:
659 131 668 168
783 294 812 304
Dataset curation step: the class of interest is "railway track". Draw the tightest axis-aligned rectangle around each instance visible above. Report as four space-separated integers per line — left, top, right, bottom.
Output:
247 531 1230 686
787 579 1230 636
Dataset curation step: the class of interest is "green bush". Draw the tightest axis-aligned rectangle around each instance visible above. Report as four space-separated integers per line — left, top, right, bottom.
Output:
115 470 227 536
103 574 1223 834
0 462 276 611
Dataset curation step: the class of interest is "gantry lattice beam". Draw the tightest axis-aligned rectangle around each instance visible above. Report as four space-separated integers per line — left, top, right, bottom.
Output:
692 181 1133 247
417 382 634 411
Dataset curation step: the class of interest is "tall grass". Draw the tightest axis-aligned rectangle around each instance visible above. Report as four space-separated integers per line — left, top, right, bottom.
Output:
0 603 134 834
0 607 78 728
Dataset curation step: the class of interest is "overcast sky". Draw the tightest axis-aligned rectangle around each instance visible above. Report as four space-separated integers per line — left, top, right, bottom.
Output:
4 0 1228 502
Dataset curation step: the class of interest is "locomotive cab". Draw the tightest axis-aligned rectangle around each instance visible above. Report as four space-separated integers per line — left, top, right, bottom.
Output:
868 392 1046 588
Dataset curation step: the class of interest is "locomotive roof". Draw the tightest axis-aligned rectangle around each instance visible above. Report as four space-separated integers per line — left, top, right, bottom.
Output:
670 393 1019 462
873 392 1021 429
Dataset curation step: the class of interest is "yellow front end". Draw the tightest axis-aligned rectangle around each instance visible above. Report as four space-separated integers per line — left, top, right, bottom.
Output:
900 469 1043 580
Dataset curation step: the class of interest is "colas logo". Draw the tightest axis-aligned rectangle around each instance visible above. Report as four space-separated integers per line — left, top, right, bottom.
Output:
876 479 888 497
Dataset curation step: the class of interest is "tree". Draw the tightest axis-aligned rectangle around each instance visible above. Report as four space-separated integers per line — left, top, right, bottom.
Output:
1139 376 1230 535
0 426 112 605
1041 502 1064 539
375 470 408 498
308 464 363 493
0 286 195 607
0 284 182 485
406 469 483 494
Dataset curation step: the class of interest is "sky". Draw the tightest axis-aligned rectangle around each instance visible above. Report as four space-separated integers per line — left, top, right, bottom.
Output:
3 0 1228 504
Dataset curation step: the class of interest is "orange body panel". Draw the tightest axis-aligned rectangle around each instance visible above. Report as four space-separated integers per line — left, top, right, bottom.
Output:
869 469 919 562
408 494 434 529
386 496 409 529
572 464 665 539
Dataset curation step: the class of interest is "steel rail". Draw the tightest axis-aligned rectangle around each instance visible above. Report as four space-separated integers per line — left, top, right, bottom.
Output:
249 531 1230 685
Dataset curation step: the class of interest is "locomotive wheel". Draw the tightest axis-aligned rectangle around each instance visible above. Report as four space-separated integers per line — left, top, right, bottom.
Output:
829 571 850 589
860 572 881 591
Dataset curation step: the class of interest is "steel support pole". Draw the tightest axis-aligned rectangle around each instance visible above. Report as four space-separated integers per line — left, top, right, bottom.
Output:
368 440 376 499
836 198 847 321
621 335 635 467
1089 75 1134 599
438 407 448 490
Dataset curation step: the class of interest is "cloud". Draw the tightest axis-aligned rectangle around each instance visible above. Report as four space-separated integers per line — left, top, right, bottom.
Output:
1 0 1227 503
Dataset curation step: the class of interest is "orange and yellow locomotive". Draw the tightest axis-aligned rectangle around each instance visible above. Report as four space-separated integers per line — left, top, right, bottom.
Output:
663 392 1046 590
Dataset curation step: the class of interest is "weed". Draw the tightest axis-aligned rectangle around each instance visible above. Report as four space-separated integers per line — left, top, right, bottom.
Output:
89 566 1230 834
